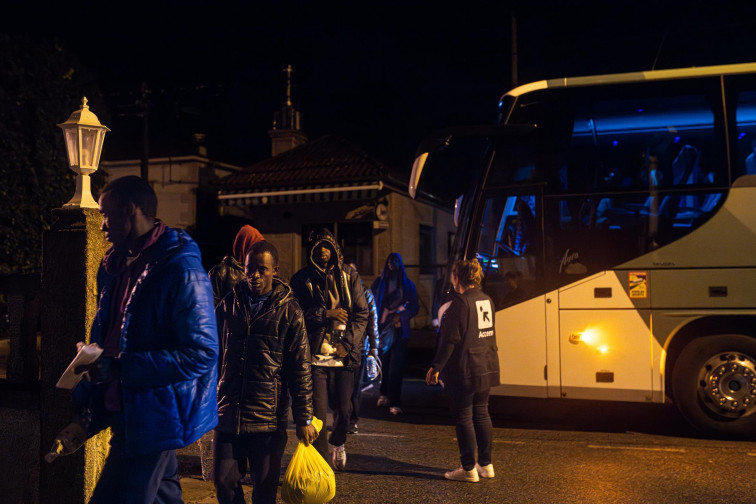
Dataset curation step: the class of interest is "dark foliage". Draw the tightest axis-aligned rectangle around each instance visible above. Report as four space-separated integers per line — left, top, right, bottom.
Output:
0 33 105 273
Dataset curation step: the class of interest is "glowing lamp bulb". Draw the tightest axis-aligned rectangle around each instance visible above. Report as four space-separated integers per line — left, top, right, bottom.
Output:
580 329 598 345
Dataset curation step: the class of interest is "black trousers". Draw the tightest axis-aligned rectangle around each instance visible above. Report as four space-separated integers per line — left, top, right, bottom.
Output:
446 386 493 471
379 337 409 407
312 366 354 460
213 427 288 504
88 413 183 504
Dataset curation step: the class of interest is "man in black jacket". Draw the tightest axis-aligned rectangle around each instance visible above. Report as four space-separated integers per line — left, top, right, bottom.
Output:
290 229 369 470
214 241 317 504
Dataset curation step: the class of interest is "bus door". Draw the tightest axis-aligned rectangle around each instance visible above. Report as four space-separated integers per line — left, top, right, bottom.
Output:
557 271 653 402
474 185 550 398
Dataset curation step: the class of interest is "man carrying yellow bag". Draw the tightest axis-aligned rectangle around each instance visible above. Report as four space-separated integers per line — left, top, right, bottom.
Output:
282 416 336 504
215 241 319 504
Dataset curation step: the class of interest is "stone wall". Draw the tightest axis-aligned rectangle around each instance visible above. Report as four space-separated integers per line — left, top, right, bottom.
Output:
0 405 40 504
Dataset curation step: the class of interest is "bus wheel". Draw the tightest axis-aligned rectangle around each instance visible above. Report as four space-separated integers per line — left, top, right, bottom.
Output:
672 334 756 438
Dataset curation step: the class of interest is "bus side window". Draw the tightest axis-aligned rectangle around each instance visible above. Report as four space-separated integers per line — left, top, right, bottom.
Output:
746 142 756 175
541 85 727 281
477 193 541 309
732 88 756 180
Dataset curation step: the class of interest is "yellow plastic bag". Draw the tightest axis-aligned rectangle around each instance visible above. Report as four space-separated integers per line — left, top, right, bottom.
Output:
281 416 336 504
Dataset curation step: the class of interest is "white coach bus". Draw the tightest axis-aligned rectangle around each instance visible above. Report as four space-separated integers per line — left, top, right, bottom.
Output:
410 62 756 437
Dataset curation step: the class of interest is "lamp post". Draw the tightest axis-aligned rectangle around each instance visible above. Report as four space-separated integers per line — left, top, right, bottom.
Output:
41 97 112 504
57 97 110 208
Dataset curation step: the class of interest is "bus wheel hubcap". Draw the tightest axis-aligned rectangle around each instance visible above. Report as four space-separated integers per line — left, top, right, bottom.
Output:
699 352 756 418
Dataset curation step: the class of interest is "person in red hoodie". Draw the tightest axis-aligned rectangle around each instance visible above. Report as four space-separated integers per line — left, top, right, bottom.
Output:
209 225 265 307
200 224 265 481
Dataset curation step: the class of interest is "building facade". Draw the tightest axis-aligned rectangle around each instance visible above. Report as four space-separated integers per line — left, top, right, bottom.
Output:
216 135 454 328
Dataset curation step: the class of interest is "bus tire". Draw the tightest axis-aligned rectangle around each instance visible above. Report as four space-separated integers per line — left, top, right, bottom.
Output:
672 334 756 439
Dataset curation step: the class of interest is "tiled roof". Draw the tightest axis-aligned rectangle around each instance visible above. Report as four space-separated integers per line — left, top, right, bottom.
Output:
216 135 394 190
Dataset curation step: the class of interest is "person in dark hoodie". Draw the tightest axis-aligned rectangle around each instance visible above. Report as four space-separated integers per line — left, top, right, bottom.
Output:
290 229 368 470
208 224 265 306
214 240 317 504
73 175 218 503
371 252 418 415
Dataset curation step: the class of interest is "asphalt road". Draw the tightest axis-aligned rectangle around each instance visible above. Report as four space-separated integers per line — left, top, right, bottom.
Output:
177 377 756 504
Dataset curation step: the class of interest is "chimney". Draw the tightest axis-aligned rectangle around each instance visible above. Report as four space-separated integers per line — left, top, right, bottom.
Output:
192 133 207 157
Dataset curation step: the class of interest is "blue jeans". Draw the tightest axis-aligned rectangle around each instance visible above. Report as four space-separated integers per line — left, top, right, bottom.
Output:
88 414 183 504
446 386 493 471
213 427 288 504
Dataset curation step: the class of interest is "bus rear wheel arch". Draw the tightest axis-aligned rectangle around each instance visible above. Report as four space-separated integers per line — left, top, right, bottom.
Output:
672 334 756 439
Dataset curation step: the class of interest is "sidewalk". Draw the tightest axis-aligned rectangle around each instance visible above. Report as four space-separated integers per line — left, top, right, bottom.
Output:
176 437 218 504
179 477 223 504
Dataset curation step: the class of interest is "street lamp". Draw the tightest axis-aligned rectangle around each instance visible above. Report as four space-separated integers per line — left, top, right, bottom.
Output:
57 97 110 209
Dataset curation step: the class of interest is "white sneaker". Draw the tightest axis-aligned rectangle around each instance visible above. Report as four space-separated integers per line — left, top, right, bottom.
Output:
377 395 390 406
475 462 495 478
332 444 347 471
444 466 479 483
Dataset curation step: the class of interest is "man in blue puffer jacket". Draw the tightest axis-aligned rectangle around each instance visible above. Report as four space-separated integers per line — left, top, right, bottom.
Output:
73 175 218 503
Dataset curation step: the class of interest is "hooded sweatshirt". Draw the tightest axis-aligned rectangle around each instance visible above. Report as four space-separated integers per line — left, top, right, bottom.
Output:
290 229 369 370
371 252 419 342
232 225 265 263
209 225 265 306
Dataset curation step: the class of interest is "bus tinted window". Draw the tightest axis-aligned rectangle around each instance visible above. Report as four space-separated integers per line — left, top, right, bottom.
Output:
733 88 756 179
507 85 724 194
568 93 719 194
485 79 728 290
477 191 542 309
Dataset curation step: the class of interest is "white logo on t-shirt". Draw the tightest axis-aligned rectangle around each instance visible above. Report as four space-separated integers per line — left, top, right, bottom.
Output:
476 299 493 330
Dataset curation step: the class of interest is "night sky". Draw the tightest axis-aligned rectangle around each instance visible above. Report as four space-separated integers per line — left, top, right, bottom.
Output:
13 0 756 173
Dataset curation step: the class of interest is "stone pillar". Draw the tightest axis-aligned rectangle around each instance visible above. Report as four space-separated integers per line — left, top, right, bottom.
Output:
39 208 110 504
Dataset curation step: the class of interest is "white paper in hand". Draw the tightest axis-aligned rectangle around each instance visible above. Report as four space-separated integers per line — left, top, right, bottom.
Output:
55 343 104 389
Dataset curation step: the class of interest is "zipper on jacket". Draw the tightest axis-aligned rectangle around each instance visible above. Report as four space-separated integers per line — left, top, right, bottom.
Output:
235 283 288 434
237 302 250 435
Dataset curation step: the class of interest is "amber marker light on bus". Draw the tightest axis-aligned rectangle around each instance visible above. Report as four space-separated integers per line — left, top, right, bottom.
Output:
569 329 610 354
580 329 598 345
569 328 598 344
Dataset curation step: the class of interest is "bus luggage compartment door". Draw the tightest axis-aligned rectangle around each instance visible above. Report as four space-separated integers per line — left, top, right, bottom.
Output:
493 295 549 398
558 272 654 402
